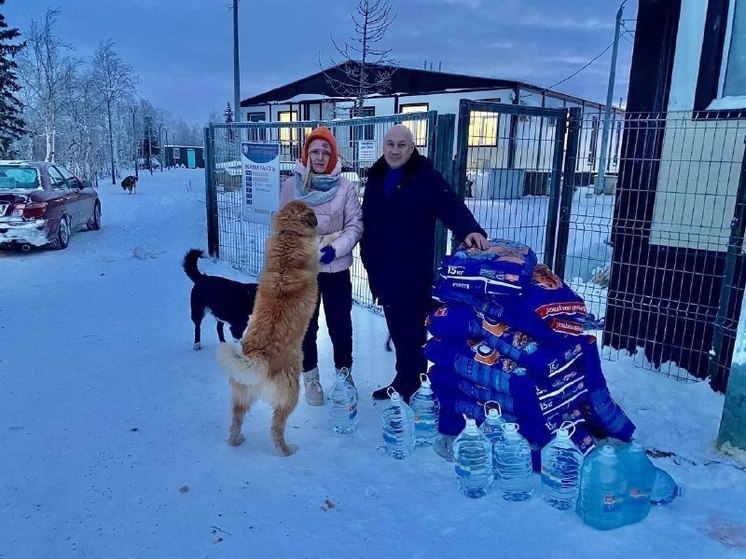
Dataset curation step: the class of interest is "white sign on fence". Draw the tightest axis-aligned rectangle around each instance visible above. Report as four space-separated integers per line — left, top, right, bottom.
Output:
357 140 377 161
241 142 280 225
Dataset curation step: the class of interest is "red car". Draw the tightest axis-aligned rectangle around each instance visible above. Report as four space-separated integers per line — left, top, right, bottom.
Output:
0 160 101 251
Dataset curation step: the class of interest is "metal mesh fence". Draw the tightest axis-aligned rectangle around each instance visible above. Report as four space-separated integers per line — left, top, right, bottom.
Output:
597 111 746 389
204 111 437 311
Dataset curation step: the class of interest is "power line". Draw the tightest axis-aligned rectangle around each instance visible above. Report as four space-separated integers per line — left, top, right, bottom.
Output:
522 38 616 99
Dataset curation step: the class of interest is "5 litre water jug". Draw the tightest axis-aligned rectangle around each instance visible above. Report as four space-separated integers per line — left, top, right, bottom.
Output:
453 417 493 498
494 422 533 501
328 369 358 434
409 373 440 447
577 445 628 530
381 388 416 459
540 421 583 511
618 440 656 524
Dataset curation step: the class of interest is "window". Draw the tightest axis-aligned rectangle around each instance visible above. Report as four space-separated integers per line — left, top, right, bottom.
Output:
247 112 267 142
468 111 499 146
717 0 746 101
278 110 298 143
695 0 746 115
351 106 375 141
48 167 66 189
173 148 180 159
399 103 429 147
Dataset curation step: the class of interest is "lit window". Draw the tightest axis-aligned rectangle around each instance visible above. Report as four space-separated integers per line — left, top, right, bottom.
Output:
278 110 298 143
399 104 428 146
468 111 499 146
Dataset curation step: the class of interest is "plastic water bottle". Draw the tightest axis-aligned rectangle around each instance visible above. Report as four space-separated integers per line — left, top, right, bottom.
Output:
540 421 583 511
577 445 628 530
480 402 505 477
618 440 656 524
453 417 493 498
409 373 440 447
381 388 416 459
650 466 684 505
494 423 533 501
328 369 358 434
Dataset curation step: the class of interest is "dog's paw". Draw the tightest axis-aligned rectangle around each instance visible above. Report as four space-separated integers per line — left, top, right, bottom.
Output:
193 342 202 351
277 443 298 457
227 433 245 447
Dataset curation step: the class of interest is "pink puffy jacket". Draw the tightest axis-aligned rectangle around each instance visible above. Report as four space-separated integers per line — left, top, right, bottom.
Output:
279 160 363 273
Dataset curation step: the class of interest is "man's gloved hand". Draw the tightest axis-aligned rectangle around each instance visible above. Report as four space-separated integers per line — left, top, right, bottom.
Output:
320 245 336 264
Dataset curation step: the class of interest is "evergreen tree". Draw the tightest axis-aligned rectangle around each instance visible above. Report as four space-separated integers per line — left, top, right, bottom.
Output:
0 0 26 156
224 102 234 123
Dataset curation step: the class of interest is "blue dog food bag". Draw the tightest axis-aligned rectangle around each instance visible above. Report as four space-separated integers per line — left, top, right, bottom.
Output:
439 238 538 297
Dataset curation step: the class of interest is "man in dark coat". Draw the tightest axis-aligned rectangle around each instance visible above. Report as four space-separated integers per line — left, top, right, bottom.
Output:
361 124 488 401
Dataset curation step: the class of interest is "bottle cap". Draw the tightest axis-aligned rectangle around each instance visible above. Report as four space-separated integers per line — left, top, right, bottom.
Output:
557 420 575 439
387 386 400 401
483 400 502 418
463 417 479 433
600 444 616 456
502 422 520 437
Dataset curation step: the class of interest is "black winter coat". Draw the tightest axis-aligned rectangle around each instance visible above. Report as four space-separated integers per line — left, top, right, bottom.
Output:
360 150 486 305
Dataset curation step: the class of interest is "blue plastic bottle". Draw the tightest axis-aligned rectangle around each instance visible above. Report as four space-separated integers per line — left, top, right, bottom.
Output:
540 421 583 511
618 440 656 524
494 422 533 501
577 445 628 530
409 373 440 447
453 417 493 498
381 388 416 459
328 369 358 434
650 466 684 505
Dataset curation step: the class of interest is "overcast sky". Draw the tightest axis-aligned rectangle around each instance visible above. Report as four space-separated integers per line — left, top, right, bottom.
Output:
5 0 637 124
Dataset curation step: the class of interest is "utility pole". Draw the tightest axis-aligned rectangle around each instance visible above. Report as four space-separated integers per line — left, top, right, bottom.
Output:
132 106 138 180
232 0 241 124
594 2 625 195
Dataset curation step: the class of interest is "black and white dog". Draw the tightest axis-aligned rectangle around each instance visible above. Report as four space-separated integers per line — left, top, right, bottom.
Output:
182 249 258 350
121 175 138 194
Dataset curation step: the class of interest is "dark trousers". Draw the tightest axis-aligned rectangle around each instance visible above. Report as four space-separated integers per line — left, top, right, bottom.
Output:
382 297 435 393
302 269 353 372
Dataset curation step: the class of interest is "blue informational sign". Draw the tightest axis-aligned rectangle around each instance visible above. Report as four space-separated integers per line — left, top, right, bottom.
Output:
241 142 280 224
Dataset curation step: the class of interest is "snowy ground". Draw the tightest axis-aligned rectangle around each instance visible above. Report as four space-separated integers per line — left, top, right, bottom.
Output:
2 168 745 558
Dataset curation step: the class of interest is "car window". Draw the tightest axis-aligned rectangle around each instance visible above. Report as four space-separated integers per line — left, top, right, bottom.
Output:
48 166 67 189
53 165 80 188
0 166 40 190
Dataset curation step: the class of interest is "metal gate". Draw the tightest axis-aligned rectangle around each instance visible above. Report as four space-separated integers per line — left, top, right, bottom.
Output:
452 99 568 269
203 111 439 309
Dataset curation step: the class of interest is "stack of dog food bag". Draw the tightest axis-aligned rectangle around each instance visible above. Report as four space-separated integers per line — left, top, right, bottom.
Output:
424 238 635 469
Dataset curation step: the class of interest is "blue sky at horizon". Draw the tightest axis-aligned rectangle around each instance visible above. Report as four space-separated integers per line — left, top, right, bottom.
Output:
5 0 637 124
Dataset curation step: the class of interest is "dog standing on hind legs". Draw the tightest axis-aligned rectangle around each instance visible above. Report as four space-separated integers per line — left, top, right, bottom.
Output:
218 200 319 456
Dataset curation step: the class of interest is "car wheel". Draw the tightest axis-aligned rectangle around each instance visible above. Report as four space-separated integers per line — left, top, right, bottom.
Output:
88 202 101 230
50 215 71 250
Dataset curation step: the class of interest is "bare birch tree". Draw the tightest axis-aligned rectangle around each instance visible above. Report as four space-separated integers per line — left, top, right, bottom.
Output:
91 39 137 184
17 9 77 162
322 0 396 116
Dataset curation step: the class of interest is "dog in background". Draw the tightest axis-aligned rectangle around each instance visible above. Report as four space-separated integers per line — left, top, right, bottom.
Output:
218 200 319 456
121 175 138 194
183 249 258 350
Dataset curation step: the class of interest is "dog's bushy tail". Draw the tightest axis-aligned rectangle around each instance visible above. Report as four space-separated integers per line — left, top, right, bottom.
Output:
183 248 204 283
217 343 268 386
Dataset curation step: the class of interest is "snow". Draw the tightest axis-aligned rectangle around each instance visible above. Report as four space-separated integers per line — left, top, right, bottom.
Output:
2 168 746 558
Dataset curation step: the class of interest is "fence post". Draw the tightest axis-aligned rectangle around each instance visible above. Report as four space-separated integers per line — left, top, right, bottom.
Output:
711 138 746 393
433 113 456 275
543 108 569 271
204 125 219 258
553 107 582 279
717 137 746 450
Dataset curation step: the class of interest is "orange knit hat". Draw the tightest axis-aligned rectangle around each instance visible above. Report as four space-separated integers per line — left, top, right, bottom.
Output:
301 126 338 174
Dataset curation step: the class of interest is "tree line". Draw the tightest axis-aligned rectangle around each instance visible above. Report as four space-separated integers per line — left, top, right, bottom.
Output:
0 3 205 183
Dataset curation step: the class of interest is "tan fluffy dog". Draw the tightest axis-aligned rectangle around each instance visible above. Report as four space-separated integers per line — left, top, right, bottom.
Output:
218 200 319 456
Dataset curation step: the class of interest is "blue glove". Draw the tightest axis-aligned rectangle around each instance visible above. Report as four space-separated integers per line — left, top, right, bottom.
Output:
320 245 336 264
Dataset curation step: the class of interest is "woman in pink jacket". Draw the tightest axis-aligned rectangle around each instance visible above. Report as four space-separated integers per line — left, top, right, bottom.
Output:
279 127 363 406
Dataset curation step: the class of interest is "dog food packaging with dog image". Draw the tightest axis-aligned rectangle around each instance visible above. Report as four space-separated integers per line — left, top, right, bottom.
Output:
428 241 633 471
438 238 537 297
